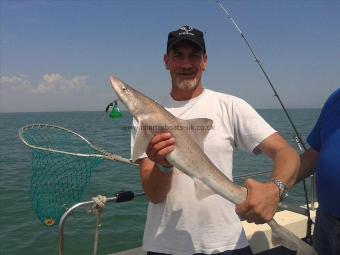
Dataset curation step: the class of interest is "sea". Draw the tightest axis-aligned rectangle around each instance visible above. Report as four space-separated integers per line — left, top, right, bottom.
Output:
0 109 320 255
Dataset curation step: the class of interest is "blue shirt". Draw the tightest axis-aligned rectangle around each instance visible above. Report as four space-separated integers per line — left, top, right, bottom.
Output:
307 88 340 216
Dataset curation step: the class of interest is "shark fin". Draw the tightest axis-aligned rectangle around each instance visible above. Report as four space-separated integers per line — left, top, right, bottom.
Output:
271 227 282 246
193 177 216 200
269 220 297 250
178 118 213 148
268 219 316 255
131 124 152 162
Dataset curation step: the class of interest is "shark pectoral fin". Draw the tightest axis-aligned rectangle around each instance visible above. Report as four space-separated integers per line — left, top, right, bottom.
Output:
193 177 215 200
178 118 213 148
132 128 152 163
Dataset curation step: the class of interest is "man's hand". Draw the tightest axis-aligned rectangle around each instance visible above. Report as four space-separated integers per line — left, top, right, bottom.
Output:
146 132 175 167
236 133 299 224
235 178 280 224
139 132 175 203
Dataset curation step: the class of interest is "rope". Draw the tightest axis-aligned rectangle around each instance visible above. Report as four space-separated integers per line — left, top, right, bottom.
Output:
89 195 107 255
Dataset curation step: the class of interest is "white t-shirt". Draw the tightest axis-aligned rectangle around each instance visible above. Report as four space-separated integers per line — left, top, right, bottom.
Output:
131 88 276 255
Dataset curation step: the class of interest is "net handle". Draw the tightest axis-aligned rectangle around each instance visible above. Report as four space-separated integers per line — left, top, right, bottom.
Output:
18 123 138 166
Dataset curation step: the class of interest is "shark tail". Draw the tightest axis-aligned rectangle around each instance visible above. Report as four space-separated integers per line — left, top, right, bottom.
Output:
268 219 317 255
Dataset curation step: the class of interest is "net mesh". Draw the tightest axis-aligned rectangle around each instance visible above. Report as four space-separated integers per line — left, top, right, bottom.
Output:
21 125 103 227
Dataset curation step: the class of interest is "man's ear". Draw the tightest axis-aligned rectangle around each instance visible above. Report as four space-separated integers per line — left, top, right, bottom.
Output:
164 54 170 70
164 53 171 70
202 55 208 70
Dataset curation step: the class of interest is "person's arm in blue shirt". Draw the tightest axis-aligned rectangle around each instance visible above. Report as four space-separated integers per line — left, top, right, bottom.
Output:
296 148 319 184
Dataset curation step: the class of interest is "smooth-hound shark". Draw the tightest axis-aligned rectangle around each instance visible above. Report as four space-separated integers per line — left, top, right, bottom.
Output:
109 75 316 255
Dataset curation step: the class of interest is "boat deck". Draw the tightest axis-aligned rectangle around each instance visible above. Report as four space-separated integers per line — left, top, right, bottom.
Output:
110 206 316 255
111 245 298 255
243 208 316 253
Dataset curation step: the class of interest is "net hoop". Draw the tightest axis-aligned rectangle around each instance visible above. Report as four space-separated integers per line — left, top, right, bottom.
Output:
19 124 106 159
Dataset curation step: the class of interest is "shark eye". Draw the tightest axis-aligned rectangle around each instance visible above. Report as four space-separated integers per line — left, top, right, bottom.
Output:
122 86 130 93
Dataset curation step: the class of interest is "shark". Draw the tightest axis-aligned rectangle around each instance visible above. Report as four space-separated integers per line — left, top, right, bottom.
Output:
109 75 316 255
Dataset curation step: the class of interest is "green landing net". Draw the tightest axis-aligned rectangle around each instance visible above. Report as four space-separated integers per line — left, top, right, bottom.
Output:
30 150 102 226
19 124 104 227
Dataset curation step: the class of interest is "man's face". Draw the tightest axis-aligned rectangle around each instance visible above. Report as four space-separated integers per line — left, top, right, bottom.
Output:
164 41 207 91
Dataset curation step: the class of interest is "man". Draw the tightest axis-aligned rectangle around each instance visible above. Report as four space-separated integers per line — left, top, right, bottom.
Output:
296 88 340 255
132 26 300 255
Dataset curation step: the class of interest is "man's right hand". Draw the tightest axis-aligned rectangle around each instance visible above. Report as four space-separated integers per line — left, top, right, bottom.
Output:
146 132 175 167
139 133 175 203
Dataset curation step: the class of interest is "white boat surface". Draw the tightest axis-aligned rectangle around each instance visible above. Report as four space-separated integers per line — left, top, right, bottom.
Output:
110 203 317 255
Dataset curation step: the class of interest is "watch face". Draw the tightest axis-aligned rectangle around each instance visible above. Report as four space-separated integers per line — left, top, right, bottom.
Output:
271 178 288 201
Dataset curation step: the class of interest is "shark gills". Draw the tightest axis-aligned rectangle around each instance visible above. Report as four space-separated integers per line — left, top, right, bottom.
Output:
109 75 316 255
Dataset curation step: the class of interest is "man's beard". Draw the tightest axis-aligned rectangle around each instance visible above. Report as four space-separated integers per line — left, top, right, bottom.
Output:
175 78 198 91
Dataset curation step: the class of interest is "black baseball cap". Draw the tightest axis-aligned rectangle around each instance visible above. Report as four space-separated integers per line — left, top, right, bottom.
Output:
167 26 206 53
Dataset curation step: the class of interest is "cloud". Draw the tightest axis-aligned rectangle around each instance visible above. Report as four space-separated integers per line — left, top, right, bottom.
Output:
1 73 90 95
0 75 33 92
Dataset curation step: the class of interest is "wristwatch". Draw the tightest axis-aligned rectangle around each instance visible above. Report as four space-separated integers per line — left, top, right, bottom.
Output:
271 178 288 201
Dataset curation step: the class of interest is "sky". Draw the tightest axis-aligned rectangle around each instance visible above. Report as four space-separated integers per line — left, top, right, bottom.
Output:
1 0 339 112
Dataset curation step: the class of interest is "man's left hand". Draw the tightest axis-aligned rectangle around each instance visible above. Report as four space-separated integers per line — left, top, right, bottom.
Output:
235 178 280 224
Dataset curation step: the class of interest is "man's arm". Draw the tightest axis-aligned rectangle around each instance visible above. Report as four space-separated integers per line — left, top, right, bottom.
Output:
235 133 300 224
295 148 319 184
139 157 173 203
259 133 300 188
138 133 175 204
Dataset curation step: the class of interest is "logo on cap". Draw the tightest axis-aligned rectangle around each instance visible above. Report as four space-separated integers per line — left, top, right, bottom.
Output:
178 26 194 36
167 25 206 53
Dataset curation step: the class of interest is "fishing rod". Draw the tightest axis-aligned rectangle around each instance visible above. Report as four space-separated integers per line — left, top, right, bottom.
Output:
215 0 314 243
